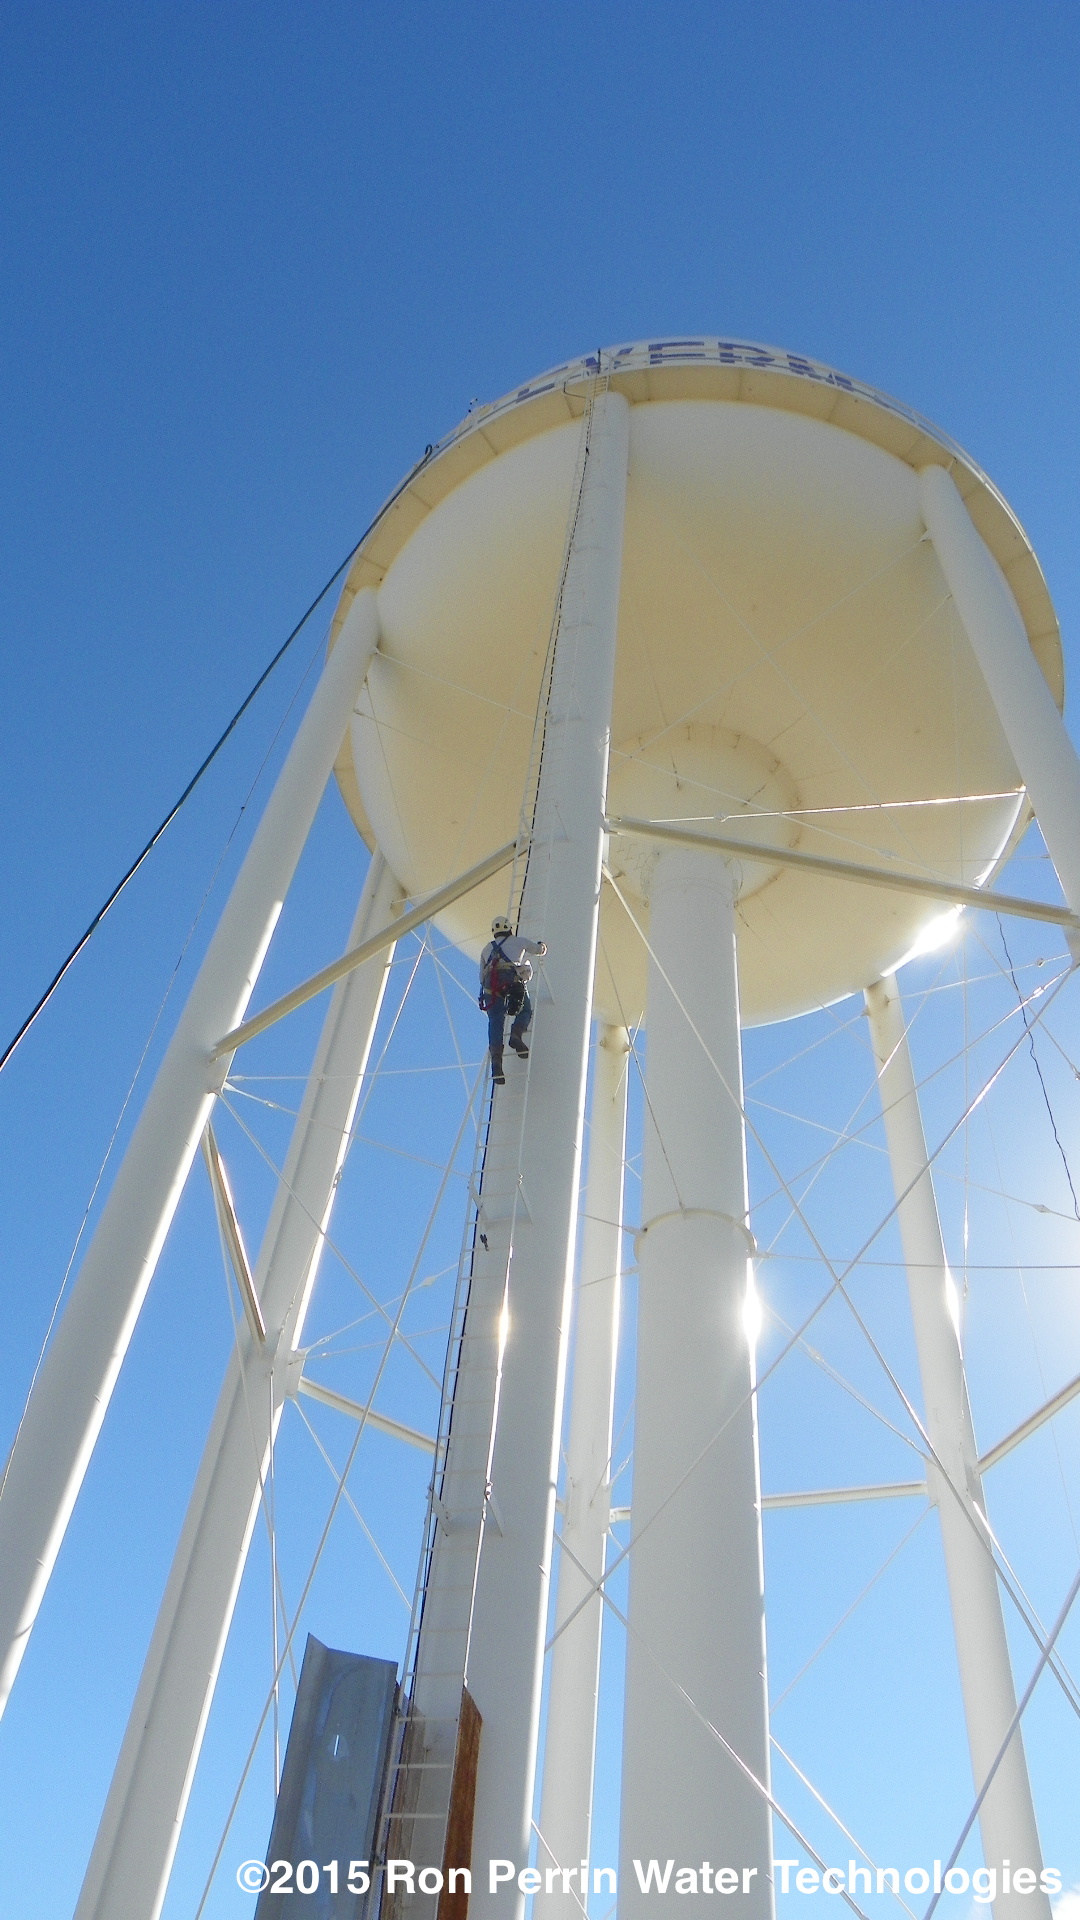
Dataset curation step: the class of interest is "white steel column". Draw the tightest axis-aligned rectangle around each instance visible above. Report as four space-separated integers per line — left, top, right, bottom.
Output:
535 1023 628 1905
865 975 1047 1917
0 591 382 1718
621 848 773 1918
410 390 629 1920
920 464 1080 933
75 851 402 1920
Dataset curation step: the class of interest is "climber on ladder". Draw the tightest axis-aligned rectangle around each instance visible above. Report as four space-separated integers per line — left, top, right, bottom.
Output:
479 915 546 1086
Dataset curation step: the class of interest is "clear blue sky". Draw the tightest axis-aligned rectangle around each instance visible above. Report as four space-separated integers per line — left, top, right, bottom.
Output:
2 6 1080 1918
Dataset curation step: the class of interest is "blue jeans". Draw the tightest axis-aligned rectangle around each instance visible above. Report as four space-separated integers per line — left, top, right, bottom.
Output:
487 990 532 1052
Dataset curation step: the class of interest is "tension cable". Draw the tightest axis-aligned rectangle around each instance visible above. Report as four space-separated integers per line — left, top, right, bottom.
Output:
0 451 435 1077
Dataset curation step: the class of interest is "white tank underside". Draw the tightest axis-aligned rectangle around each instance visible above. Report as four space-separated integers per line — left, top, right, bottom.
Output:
331 344 1062 1026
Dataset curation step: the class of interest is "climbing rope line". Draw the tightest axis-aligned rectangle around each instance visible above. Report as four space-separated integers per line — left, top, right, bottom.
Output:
0 620 329 1511
0 478 421 1080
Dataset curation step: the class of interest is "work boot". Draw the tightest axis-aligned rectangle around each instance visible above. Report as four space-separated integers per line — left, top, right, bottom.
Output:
509 1034 529 1058
490 1047 505 1085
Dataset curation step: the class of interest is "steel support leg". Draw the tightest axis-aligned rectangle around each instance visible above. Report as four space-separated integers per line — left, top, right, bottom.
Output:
74 852 402 1920
865 974 1047 1918
920 464 1080 937
0 592 382 1719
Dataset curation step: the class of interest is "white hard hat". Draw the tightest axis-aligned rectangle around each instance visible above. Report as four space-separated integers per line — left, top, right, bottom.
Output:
491 915 513 937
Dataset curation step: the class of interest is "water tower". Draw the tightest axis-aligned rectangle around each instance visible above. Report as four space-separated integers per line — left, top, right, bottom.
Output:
1 340 1076 1920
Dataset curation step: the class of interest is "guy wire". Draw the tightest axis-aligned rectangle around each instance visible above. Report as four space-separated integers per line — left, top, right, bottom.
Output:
0 448 436 1077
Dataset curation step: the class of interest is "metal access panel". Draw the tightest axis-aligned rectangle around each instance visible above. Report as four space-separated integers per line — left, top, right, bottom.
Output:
256 1635 398 1920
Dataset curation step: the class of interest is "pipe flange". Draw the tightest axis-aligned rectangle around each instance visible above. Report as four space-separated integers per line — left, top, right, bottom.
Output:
634 1207 757 1260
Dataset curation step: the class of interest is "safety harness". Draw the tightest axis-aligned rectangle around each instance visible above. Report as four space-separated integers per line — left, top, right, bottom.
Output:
479 939 526 1015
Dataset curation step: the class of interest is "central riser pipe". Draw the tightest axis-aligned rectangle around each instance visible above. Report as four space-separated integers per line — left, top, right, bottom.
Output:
621 846 773 1916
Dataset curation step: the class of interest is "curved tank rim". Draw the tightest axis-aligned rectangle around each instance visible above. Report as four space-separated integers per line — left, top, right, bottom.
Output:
331 339 1063 889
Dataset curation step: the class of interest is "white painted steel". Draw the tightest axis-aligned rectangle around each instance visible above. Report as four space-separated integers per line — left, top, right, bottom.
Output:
980 1370 1080 1474
620 847 773 1917
296 1373 436 1453
920 464 1080 939
408 390 630 1920
865 974 1047 1919
605 814 1080 935
74 852 402 1920
214 839 517 1058
0 587 381 1719
202 1124 266 1345
535 1023 628 1905
338 349 1063 1027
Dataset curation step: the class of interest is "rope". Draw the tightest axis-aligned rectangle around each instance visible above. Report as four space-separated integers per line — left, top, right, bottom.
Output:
0 449 435 1079
0 629 326 1508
